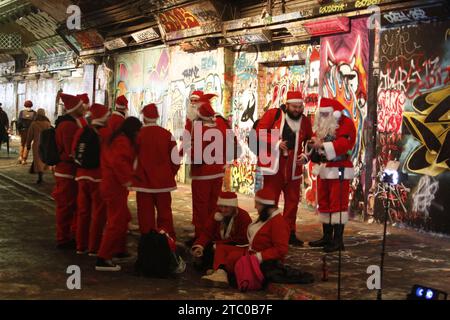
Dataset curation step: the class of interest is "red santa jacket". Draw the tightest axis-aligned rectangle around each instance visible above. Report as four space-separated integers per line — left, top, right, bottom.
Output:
100 134 136 198
131 123 180 193
72 125 111 182
194 207 252 248
189 117 227 180
108 111 125 133
247 209 290 262
54 116 87 179
319 115 356 180
256 108 312 180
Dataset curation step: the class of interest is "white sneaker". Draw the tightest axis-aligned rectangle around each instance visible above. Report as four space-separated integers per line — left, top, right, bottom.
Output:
201 269 229 288
76 250 87 255
95 259 121 272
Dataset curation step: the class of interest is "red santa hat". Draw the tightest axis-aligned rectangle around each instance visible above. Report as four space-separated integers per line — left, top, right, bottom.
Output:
286 91 303 105
319 97 346 119
115 95 128 111
197 93 217 120
214 191 238 221
141 103 159 121
77 93 90 105
24 100 33 108
255 188 277 206
190 90 204 101
89 103 109 126
60 93 83 113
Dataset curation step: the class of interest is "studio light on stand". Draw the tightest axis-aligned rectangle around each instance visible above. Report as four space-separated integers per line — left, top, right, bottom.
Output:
377 160 400 300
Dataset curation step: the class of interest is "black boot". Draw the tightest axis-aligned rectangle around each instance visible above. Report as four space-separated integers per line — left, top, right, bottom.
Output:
324 224 345 253
309 224 333 247
36 172 43 184
289 231 304 247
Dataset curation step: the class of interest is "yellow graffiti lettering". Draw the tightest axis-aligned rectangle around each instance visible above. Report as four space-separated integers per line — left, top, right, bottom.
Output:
355 0 381 9
319 3 346 14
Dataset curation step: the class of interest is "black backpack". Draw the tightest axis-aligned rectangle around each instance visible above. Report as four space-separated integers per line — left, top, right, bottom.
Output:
74 126 101 169
39 127 60 166
135 230 181 278
247 108 282 156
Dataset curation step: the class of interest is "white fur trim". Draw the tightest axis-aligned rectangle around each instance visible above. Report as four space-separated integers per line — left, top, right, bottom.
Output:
143 122 158 127
323 142 336 161
65 100 83 113
75 176 101 182
319 167 355 180
254 196 276 205
286 99 303 104
333 110 342 119
214 212 223 222
248 208 281 249
130 186 177 193
217 197 238 207
320 106 334 113
144 116 158 122
190 94 200 99
54 172 74 179
116 104 127 110
319 211 349 224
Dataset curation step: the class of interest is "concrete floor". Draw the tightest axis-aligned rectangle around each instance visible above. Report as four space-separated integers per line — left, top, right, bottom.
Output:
1 142 450 300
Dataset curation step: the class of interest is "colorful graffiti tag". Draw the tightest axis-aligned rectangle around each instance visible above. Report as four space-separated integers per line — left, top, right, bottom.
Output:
376 20 450 234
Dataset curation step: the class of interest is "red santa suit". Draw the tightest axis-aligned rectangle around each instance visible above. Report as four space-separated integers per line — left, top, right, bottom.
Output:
212 206 290 273
98 130 137 260
187 94 227 238
108 95 128 133
308 98 356 253
52 93 87 246
131 103 180 239
255 91 313 235
72 103 110 253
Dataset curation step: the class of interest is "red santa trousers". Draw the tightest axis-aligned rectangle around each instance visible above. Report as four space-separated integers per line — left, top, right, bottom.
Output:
52 177 78 244
213 244 248 274
191 177 223 238
97 189 131 260
317 177 350 221
260 155 302 232
136 192 175 239
76 180 107 253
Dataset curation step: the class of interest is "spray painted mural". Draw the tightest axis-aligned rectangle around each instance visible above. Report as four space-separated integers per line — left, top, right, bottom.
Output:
375 20 450 234
320 17 370 218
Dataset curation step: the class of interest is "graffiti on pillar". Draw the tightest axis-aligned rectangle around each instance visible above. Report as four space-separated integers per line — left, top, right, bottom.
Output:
375 20 450 234
320 17 369 218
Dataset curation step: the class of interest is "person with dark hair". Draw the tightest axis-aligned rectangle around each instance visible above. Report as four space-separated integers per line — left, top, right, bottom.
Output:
17 100 36 164
201 188 290 288
0 104 9 151
26 108 51 184
96 116 142 271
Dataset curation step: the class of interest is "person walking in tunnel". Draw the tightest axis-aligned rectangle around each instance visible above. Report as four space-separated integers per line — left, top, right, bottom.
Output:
255 91 313 246
191 191 252 272
108 95 128 133
308 98 356 253
17 100 36 165
0 103 9 153
52 93 87 250
25 108 51 184
96 116 142 272
72 103 111 256
132 103 180 239
201 188 290 288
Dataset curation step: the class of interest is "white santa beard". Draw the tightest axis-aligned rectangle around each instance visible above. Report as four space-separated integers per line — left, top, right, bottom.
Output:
187 105 198 121
314 114 338 139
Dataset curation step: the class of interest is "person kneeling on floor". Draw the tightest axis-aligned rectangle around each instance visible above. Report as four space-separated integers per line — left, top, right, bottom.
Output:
201 188 290 288
191 191 252 272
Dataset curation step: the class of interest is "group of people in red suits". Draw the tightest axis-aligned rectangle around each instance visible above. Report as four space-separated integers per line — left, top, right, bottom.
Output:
51 87 355 283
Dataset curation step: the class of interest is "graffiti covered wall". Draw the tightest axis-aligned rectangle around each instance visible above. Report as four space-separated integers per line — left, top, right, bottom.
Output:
375 20 450 233
320 17 370 219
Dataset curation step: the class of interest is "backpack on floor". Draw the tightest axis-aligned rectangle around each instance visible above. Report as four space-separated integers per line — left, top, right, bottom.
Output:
135 230 185 278
234 253 264 292
74 126 100 169
39 126 60 166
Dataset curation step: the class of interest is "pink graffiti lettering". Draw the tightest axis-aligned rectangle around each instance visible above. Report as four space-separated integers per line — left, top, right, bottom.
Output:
377 89 405 133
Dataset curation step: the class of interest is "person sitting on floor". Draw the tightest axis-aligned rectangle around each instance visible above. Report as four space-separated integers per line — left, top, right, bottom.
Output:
201 188 290 288
191 191 251 272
